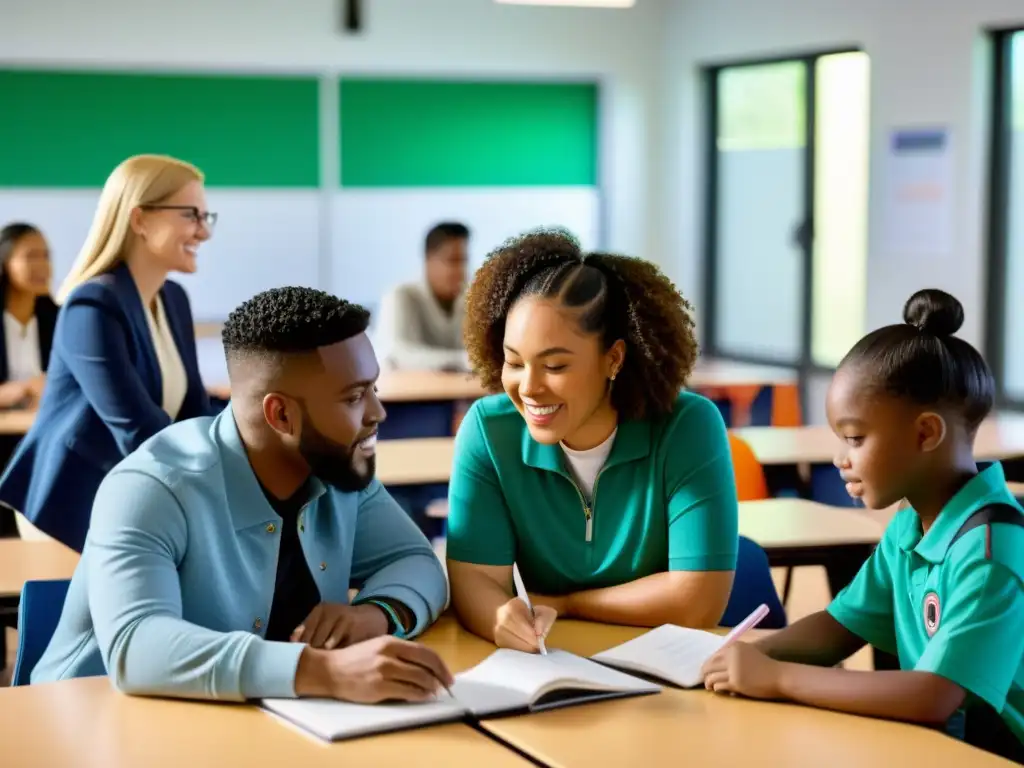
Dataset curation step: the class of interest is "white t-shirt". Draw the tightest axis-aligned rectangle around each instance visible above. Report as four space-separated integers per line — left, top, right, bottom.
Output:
3 311 42 382
561 428 618 501
144 296 188 420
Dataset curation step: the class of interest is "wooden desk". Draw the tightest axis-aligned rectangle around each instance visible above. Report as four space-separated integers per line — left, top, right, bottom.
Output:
0 409 35 436
0 539 79 599
0 677 528 768
376 370 486 403
1009 482 1024 498
427 494 883 553
739 498 882 551
376 438 454 486
688 359 797 389
736 413 1024 466
418 618 1008 768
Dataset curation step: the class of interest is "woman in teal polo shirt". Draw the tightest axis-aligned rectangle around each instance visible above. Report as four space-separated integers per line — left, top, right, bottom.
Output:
446 230 739 652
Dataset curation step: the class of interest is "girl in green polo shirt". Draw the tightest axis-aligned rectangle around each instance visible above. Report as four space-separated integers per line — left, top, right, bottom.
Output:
445 230 739 652
701 289 1024 762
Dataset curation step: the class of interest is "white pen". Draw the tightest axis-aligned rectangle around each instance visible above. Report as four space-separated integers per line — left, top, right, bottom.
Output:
512 563 548 655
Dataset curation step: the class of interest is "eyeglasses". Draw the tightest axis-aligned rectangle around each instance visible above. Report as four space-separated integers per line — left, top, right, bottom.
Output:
140 205 218 230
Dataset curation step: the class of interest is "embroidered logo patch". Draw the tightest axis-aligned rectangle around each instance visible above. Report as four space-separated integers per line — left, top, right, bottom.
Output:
923 591 941 637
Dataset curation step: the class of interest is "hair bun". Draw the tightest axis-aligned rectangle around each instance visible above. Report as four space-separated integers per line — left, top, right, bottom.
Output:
903 288 964 337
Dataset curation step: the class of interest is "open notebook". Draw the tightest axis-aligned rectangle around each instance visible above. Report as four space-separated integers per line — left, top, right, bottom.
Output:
262 648 660 742
590 624 730 688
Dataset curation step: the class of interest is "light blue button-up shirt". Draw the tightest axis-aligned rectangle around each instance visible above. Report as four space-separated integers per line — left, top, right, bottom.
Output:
31 406 448 700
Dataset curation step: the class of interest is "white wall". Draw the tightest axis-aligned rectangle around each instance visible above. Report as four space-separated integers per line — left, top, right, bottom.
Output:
0 0 665 265
662 0 1024 350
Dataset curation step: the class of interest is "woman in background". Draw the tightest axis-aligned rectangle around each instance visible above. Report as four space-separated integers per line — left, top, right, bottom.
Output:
0 223 58 540
0 154 221 551
0 223 57 409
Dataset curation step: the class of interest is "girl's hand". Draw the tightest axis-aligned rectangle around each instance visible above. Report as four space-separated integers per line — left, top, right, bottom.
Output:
701 642 785 700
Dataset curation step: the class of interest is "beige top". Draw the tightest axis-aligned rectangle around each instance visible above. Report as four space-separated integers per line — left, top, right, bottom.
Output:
144 295 187 420
3 311 42 382
375 281 469 371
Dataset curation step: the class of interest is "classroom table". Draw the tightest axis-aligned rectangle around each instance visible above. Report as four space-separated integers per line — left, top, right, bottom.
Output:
376 437 454 486
688 359 796 389
0 676 530 768
416 617 1007 768
0 409 35 436
0 539 79 599
427 496 883 566
735 412 1024 466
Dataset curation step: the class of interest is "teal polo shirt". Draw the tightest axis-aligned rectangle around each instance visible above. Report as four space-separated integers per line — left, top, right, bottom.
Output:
828 462 1024 744
445 391 739 595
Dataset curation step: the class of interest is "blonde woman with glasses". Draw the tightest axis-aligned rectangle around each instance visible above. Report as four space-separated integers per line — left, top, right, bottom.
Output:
0 154 222 551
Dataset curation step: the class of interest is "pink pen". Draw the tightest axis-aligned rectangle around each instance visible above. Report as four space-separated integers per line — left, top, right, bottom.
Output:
717 603 770 652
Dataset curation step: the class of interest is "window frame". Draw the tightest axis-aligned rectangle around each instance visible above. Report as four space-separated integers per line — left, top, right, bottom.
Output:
985 28 1023 412
700 47 865 414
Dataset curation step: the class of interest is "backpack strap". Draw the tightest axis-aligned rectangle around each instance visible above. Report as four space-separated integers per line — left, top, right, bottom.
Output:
947 503 1024 556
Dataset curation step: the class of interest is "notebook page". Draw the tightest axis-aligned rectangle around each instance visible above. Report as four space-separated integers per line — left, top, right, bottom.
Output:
452 648 658 715
591 625 726 688
261 695 466 742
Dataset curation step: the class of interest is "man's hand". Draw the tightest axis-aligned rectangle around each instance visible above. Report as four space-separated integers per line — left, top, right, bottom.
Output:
291 602 389 650
23 374 46 405
701 642 784 700
295 635 455 703
493 597 557 653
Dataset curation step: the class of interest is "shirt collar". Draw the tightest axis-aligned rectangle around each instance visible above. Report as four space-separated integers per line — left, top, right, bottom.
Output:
898 461 1009 562
215 405 326 531
521 416 651 475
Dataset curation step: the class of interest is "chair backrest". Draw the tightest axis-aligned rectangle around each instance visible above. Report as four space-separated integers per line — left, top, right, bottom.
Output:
12 579 70 686
728 432 769 501
720 536 787 629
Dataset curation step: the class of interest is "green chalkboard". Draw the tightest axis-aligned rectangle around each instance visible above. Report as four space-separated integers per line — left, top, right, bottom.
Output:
0 70 320 188
339 79 598 187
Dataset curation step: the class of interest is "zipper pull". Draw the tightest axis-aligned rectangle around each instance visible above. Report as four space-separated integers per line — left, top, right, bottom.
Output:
585 507 593 542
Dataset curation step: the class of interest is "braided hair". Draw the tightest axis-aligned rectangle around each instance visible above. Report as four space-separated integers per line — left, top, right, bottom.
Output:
463 229 698 420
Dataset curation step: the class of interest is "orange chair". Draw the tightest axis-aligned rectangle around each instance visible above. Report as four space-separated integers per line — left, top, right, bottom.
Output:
728 432 769 501
727 431 796 606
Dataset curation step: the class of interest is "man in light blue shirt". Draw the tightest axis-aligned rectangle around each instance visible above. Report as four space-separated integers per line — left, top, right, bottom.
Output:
32 286 453 703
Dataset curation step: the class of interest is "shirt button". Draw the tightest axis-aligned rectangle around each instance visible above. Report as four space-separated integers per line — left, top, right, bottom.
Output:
253 617 263 630
319 562 327 571
265 523 276 534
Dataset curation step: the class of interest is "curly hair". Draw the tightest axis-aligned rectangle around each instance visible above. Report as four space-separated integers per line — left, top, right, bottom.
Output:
222 286 370 364
464 229 698 421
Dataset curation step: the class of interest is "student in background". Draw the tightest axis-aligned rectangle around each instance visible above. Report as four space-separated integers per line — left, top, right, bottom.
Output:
375 222 470 371
446 230 739 651
31 287 451 704
701 289 1024 762
0 223 56 409
0 154 222 552
0 223 57 541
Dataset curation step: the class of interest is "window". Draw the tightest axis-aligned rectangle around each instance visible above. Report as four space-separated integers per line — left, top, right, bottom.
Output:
987 30 1024 408
703 50 870 372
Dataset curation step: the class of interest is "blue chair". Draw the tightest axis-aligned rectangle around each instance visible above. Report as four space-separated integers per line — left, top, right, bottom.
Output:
11 579 70 686
748 386 774 426
720 536 787 629
709 398 734 428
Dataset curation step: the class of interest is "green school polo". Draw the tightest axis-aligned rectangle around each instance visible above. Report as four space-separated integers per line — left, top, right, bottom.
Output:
828 462 1024 745
445 391 739 596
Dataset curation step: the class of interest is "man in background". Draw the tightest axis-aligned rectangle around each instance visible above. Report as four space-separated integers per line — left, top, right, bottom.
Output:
375 222 470 371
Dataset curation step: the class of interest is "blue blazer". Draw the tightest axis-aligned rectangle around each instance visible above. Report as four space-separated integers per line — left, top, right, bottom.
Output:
0 263 218 551
0 294 59 382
